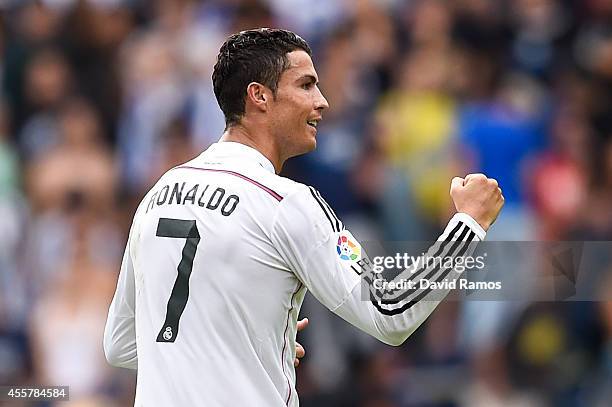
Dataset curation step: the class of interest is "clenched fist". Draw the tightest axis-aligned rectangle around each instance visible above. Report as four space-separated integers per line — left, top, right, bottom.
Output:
450 173 504 231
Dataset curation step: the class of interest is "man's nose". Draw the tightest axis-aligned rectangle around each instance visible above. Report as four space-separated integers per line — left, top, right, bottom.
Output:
315 87 329 111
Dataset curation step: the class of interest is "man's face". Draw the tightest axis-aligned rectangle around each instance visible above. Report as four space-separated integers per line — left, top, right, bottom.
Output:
267 50 329 159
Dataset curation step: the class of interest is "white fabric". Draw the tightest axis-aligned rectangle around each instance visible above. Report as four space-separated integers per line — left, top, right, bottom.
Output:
104 141 485 406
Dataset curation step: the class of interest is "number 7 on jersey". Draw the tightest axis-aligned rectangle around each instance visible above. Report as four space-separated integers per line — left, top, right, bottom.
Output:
155 218 201 343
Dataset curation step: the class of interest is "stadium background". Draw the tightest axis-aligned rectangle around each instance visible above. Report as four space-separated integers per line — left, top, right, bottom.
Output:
0 0 612 405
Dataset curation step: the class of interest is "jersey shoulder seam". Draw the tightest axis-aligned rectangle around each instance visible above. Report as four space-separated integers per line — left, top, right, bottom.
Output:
173 165 285 202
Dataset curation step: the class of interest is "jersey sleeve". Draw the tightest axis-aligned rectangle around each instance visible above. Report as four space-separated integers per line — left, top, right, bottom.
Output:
103 213 140 369
270 186 485 346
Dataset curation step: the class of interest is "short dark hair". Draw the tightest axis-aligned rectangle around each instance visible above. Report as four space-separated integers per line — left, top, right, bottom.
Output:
212 28 312 127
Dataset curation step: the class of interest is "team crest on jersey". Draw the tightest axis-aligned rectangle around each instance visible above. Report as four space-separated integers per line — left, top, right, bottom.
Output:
336 231 361 261
163 327 173 341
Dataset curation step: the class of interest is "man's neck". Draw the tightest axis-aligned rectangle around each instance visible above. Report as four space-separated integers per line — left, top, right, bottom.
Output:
219 124 283 174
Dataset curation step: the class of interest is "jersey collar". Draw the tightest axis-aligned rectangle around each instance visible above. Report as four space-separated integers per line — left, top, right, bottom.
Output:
206 142 276 174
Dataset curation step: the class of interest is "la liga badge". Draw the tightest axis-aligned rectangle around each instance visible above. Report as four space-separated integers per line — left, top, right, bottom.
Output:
336 230 361 262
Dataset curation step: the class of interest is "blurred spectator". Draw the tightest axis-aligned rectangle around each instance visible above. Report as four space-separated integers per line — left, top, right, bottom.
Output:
26 97 116 213
570 135 612 240
509 0 575 78
60 0 134 143
29 208 120 401
0 100 29 386
117 21 190 192
585 270 612 406
0 101 22 323
461 345 543 407
375 46 457 238
2 1 63 133
18 48 72 159
145 116 199 187
23 97 120 299
530 93 590 239
505 302 604 406
117 0 227 194
265 0 348 41
22 95 124 403
455 59 545 240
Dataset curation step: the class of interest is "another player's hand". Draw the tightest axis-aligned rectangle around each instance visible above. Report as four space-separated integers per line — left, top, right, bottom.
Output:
295 318 308 367
450 174 504 231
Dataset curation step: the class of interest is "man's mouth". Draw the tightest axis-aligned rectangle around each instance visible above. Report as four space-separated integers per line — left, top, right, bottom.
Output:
306 119 320 129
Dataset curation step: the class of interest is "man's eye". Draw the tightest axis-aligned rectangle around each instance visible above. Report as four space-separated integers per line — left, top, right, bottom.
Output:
302 82 312 90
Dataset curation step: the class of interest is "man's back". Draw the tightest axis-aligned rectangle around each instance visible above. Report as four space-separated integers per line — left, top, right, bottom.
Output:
107 142 306 405
105 140 496 406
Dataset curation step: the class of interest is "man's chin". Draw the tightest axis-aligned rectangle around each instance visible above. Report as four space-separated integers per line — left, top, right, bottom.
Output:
288 138 317 159
305 136 317 153
308 136 317 151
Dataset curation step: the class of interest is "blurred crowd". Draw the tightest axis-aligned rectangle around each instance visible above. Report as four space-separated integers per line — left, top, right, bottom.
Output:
0 0 611 406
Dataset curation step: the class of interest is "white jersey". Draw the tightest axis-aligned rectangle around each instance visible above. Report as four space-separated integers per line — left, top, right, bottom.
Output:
104 141 486 406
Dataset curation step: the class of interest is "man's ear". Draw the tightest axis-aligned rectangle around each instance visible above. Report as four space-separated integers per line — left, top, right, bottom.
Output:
246 82 270 112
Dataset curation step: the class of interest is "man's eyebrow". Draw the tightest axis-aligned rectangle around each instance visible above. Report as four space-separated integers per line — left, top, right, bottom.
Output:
297 74 318 84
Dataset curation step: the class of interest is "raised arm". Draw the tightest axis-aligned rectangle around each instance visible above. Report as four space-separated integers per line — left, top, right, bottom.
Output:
271 174 503 346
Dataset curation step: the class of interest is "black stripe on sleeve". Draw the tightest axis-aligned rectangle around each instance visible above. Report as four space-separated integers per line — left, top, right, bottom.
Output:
377 224 472 304
373 221 466 299
371 231 476 315
381 229 475 303
400 221 465 283
308 186 339 232
368 224 479 315
314 189 343 232
384 223 471 296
